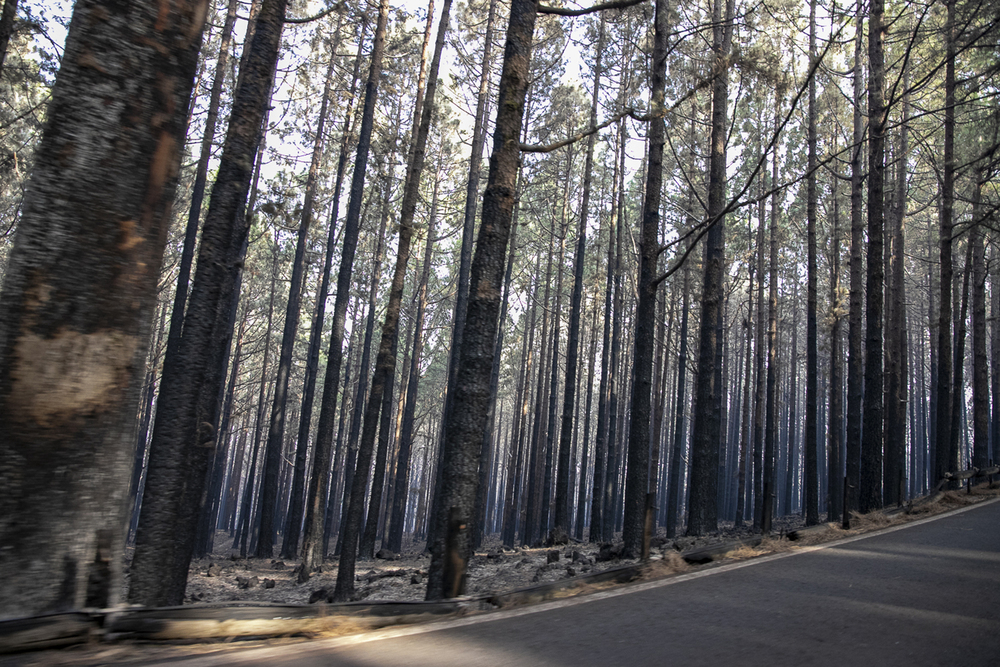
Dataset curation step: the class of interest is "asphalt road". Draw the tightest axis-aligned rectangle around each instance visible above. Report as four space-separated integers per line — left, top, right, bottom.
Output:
169 499 1000 667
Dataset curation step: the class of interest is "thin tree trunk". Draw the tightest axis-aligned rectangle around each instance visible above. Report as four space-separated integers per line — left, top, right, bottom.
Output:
803 0 819 525
763 88 781 531
541 183 569 540
504 261 540 546
828 170 843 521
623 0 666 555
525 232 555 546
991 243 1000 470
859 0 886 513
786 293 799 516
687 0 732 536
884 56 909 507
936 0 956 486
575 302 599 539
735 235 754 527
751 165 766 528
603 147 626 544
281 25 344 559
299 14 370 574
555 14 605 538
589 130 620 543
952 245 972 473
971 172 988 471
303 0 390 572
386 174 440 554
234 231 278 554
338 0 452 596
845 7 864 515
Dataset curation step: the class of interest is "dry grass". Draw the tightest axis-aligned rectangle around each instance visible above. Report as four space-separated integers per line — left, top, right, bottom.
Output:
639 551 690 580
714 484 1000 564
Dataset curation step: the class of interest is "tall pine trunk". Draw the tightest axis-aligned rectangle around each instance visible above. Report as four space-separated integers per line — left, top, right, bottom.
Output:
299 15 369 573
971 173 989 470
338 0 452 597
859 0 886 513
426 0 538 599
687 0 732 536
299 0 390 576
623 0 667 556
555 15 605 538
845 8 864 515
803 0 819 525
130 0 287 606
282 26 344 559
0 0 205 615
935 0 956 486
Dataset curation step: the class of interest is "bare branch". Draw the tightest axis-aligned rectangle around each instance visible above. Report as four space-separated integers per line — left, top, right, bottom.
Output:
284 2 345 24
537 0 649 17
652 13 847 288
520 109 633 153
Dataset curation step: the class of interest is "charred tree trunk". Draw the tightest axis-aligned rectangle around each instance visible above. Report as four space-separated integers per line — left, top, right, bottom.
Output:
282 27 343 559
299 0 389 574
828 172 843 521
575 303 599 539
623 0 666 555
429 0 499 551
971 173 989 471
687 0 732 536
736 238 754 528
589 131 621 543
386 176 440 554
803 0 819 525
130 0 286 606
884 62 909 507
555 15 605 538
339 0 452 597
299 14 370 574
763 89 781 531
0 0 205 615
164 0 239 372
845 7 864 514
859 0 885 514
425 0 537 599
936 0 956 487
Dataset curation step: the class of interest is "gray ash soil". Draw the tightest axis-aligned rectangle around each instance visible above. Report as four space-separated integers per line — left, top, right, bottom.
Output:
152 517 807 606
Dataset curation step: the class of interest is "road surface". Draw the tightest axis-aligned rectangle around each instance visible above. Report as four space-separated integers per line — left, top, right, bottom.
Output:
164 498 1000 667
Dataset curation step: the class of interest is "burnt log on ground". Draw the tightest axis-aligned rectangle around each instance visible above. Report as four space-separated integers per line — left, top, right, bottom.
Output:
487 562 645 609
0 612 97 654
679 537 763 564
104 600 466 641
787 523 837 541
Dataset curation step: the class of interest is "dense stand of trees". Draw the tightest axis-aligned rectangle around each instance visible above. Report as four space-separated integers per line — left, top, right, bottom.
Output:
0 0 999 612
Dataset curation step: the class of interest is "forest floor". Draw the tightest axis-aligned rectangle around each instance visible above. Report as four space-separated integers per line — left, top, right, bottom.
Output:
4 485 997 666
173 517 808 606
172 483 1000 607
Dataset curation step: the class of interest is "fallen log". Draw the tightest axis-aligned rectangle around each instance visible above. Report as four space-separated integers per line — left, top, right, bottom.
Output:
487 563 643 609
787 523 837 542
0 612 96 654
104 600 465 641
945 469 978 482
680 537 763 565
